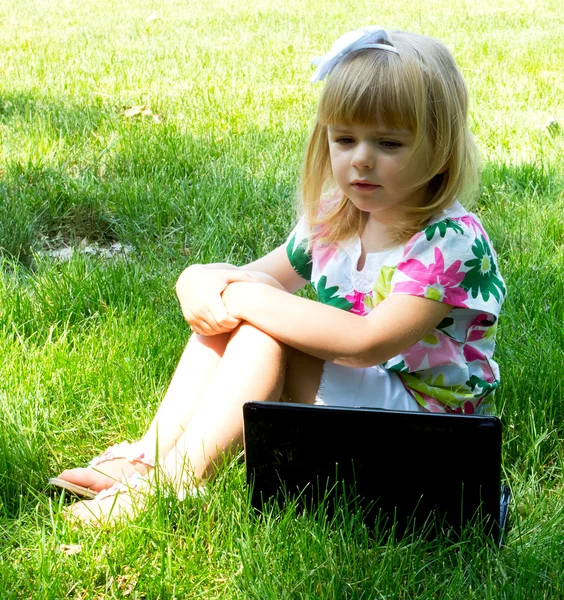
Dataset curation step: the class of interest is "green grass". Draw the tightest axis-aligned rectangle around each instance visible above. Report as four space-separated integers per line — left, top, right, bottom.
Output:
1 0 564 597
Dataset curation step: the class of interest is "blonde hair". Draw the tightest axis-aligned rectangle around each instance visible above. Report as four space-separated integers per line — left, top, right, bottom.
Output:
301 30 479 245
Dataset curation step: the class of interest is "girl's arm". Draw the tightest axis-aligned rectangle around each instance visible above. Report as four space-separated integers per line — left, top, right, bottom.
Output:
221 282 452 368
176 245 307 335
192 245 307 293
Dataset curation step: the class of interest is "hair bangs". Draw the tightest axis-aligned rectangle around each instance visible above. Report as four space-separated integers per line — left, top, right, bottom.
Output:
316 50 418 133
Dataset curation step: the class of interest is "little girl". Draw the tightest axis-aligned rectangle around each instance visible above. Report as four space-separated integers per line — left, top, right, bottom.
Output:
51 26 506 521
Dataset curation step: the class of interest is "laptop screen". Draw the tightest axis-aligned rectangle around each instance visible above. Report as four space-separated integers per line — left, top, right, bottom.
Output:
243 401 503 541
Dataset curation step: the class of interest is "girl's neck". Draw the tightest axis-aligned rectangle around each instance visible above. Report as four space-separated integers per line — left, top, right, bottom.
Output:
360 218 398 254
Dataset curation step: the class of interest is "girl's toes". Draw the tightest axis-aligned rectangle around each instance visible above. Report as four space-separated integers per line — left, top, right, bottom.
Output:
64 487 145 524
57 467 116 492
63 500 98 525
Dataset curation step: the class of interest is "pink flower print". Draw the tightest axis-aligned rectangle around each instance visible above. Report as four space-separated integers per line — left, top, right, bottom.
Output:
312 242 339 272
463 401 476 415
468 312 491 328
464 312 495 363
463 344 486 363
467 313 497 341
394 247 469 307
446 401 476 415
458 215 488 241
345 290 370 316
467 329 486 343
481 364 496 384
402 330 460 371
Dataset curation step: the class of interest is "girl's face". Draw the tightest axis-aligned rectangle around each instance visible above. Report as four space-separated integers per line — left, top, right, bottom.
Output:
327 123 432 224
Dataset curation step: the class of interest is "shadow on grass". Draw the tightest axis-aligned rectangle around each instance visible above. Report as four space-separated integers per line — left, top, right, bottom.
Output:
0 90 108 131
0 90 302 267
1 90 119 265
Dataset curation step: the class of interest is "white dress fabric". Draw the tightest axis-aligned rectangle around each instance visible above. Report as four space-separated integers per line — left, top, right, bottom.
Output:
315 359 425 411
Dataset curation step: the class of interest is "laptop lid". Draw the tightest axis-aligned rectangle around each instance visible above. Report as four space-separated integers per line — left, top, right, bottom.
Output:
243 401 503 541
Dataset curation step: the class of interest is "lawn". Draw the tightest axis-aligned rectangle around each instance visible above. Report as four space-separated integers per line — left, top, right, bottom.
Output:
1 0 563 597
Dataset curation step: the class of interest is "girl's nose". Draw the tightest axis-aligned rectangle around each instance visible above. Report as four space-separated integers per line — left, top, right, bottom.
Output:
351 143 375 170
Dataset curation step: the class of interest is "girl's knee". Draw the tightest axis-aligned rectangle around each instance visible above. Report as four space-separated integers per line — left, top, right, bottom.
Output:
230 321 286 352
190 331 232 356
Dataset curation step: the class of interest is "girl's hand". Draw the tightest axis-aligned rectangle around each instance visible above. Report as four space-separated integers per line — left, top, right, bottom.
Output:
176 265 257 336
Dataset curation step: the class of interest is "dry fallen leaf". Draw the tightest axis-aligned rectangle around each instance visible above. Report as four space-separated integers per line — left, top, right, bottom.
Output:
59 543 82 555
121 105 162 123
122 105 148 117
113 566 139 597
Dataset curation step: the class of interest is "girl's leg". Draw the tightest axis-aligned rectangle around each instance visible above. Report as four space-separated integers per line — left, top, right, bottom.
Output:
57 331 234 492
69 324 325 521
161 325 324 485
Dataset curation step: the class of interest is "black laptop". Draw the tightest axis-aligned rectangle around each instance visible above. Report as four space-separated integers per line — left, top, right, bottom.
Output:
243 402 510 543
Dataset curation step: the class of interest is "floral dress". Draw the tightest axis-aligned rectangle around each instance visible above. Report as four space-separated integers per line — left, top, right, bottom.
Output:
285 201 506 415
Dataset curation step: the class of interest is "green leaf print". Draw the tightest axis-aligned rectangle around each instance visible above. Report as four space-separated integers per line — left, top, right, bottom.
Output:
461 236 506 303
373 265 395 305
466 375 498 399
315 276 354 311
286 234 312 281
399 372 473 409
424 219 464 241
386 359 410 374
363 265 396 310
436 316 455 337
409 389 426 408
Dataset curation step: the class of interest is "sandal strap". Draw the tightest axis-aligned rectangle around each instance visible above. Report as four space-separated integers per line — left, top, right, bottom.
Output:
94 472 149 503
88 441 156 469
92 471 206 503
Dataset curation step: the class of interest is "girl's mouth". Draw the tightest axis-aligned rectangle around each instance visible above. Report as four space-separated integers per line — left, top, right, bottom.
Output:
351 182 381 191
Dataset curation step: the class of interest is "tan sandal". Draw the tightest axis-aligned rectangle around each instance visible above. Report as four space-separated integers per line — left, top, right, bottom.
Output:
62 471 152 524
49 441 156 499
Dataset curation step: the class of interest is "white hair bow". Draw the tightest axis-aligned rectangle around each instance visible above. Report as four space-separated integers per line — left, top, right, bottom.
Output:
310 26 399 83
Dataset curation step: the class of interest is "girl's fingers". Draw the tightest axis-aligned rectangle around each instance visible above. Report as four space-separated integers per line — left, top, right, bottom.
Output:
220 314 241 329
177 269 255 332
181 287 241 334
182 309 212 335
207 297 240 331
188 308 237 337
190 321 214 336
183 306 218 332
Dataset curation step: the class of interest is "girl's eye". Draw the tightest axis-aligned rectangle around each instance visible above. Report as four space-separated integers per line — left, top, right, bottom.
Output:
380 140 401 149
335 137 355 145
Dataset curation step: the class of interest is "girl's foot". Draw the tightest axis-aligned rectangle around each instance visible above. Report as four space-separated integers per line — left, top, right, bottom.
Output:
51 442 156 497
66 473 150 524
